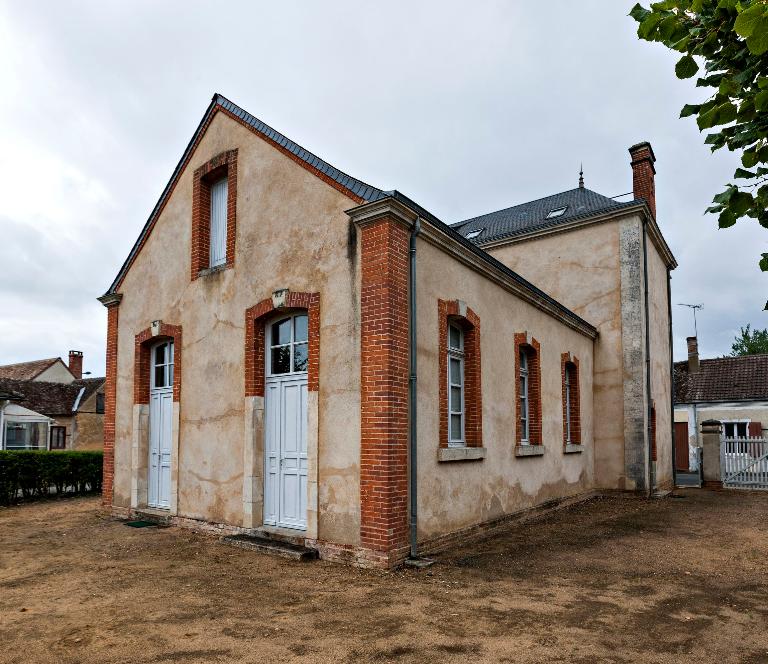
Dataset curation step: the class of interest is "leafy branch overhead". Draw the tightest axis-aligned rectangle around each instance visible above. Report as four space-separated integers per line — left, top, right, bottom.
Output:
630 0 768 275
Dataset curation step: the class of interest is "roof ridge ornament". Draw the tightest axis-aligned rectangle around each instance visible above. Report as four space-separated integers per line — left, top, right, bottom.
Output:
578 163 584 189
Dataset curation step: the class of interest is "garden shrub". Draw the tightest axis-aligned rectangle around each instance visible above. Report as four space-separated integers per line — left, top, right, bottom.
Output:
0 450 102 505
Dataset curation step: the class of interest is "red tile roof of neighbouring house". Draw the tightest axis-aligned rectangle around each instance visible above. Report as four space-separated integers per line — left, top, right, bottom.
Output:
0 358 67 381
674 354 768 404
0 378 104 417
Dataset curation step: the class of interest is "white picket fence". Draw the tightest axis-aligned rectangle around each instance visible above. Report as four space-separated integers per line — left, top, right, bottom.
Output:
721 437 768 489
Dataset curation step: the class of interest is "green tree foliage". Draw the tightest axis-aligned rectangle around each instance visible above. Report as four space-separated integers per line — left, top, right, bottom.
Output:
630 1 768 275
730 323 768 354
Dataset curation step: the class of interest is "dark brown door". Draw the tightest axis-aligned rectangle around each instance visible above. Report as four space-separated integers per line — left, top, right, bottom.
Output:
674 422 689 471
50 426 66 450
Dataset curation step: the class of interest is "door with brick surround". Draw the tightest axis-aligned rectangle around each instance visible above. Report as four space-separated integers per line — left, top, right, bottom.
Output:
264 314 308 530
148 340 173 509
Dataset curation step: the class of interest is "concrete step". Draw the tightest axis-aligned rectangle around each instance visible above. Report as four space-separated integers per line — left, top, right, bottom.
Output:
220 534 318 561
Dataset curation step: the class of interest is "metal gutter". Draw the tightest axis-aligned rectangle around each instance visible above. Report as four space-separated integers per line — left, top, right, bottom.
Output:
667 267 676 488
72 386 87 413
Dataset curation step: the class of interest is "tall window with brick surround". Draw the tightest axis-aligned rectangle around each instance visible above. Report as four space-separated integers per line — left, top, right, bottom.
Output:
191 149 238 279
514 335 541 446
438 300 482 449
561 353 581 447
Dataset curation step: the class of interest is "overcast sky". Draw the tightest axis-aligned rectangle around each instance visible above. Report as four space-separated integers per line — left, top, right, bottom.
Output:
0 1 765 376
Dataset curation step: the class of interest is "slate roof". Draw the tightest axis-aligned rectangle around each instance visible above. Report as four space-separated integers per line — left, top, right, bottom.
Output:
674 354 768 404
452 187 641 245
0 378 105 417
0 357 65 381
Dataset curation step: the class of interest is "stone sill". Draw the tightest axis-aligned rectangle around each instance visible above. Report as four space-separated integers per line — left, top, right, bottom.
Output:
197 263 230 278
564 444 584 454
438 447 486 462
515 445 545 458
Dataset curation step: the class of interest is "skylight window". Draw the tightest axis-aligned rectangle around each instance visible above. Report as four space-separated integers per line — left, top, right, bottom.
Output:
546 206 567 219
465 228 484 240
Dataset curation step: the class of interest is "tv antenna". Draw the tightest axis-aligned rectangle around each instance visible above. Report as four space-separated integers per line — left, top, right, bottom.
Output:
677 303 703 338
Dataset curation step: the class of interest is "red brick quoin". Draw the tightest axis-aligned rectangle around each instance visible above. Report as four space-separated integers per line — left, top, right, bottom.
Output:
514 333 542 446
359 216 410 563
438 299 482 449
561 352 581 448
191 148 238 280
244 291 320 398
134 323 183 405
101 300 120 507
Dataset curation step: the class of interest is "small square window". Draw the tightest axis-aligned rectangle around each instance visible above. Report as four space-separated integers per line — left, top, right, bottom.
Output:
546 206 567 219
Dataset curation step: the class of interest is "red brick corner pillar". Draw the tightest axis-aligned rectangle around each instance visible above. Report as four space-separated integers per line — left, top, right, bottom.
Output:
97 292 123 507
348 198 417 566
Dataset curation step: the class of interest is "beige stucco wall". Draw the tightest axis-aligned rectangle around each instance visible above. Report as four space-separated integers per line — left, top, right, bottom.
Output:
415 237 595 541
486 221 625 489
113 111 362 545
36 362 75 384
646 235 673 488
72 388 104 450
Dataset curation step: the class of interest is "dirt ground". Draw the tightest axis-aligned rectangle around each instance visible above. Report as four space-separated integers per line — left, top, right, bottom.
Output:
1 491 767 664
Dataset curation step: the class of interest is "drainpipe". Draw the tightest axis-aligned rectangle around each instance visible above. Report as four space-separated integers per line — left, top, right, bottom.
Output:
667 267 676 489
642 218 654 495
408 216 421 559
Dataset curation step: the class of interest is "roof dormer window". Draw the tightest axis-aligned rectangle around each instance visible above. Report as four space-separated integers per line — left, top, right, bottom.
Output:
465 228 484 240
546 206 567 219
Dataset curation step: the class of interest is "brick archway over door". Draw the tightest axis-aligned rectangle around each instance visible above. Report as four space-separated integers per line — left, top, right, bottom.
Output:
244 292 320 396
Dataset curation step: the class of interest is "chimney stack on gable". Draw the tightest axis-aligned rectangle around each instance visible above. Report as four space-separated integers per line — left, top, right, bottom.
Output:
629 141 657 219
68 350 83 380
686 336 699 374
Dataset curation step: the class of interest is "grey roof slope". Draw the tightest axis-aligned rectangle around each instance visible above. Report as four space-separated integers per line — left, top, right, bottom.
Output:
452 187 640 245
0 377 104 417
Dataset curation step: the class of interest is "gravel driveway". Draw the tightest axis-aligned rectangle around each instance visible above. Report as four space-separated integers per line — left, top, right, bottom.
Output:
0 490 766 663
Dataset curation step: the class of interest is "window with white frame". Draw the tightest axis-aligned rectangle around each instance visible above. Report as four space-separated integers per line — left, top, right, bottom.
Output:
209 177 228 268
520 349 530 444
4 420 49 450
447 323 465 446
723 421 749 439
268 313 309 376
151 341 174 390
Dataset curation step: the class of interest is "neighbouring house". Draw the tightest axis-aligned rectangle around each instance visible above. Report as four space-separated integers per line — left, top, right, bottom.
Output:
674 336 768 472
0 353 105 451
98 94 675 567
0 352 84 384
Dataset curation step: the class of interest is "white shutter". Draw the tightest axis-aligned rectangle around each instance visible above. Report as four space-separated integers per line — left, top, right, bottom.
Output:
209 178 228 267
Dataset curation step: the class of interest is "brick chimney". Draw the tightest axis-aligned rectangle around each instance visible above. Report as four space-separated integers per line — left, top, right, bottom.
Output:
68 350 83 380
629 141 657 219
686 337 699 374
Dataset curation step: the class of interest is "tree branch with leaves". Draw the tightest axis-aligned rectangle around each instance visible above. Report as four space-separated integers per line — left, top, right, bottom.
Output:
630 0 768 276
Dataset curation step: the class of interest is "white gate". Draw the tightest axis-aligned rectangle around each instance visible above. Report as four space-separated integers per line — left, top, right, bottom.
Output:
721 437 768 489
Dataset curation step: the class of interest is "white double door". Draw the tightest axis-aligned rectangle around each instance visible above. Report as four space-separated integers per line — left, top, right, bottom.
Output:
148 387 172 509
264 374 308 530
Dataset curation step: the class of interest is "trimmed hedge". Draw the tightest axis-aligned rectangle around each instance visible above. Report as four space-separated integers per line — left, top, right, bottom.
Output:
0 450 102 505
